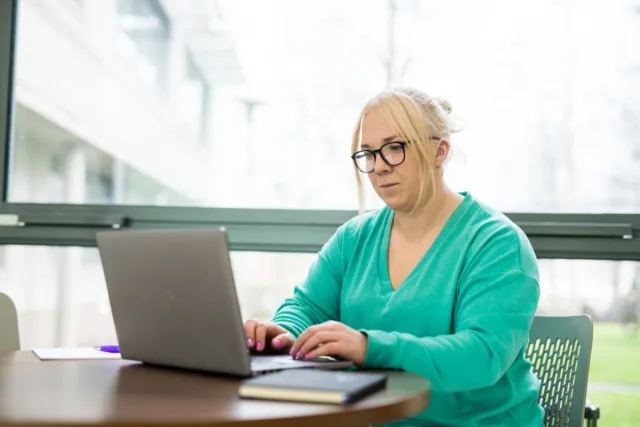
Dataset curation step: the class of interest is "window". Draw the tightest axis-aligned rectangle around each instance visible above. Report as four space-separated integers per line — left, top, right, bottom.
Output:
179 53 210 142
10 104 195 205
116 0 170 90
0 246 314 348
7 0 640 211
58 0 83 13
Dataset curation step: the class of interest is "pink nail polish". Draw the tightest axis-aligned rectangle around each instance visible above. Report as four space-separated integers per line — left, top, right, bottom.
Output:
247 339 253 347
296 351 303 359
256 342 263 351
305 354 312 359
273 339 281 348
289 348 295 357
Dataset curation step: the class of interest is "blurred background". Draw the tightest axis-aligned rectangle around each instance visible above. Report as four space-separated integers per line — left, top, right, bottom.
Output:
1 0 639 424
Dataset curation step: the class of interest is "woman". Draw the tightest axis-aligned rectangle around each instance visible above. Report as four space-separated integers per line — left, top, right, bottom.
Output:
244 87 543 426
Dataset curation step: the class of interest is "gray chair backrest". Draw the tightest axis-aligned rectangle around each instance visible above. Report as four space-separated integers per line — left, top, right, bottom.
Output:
0 292 20 352
527 315 593 427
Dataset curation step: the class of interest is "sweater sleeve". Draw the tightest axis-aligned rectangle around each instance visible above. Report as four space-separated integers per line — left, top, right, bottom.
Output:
360 229 540 393
270 225 345 338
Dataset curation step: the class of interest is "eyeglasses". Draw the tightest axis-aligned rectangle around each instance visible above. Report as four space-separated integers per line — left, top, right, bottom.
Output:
351 141 408 173
351 137 441 173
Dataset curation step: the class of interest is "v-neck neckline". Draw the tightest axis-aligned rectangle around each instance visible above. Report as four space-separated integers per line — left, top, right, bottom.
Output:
378 192 471 294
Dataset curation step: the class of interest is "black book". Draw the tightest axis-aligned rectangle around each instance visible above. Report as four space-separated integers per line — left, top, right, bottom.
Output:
238 369 387 404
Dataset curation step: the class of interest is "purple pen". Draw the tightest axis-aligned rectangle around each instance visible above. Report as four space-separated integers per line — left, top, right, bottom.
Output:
95 345 120 353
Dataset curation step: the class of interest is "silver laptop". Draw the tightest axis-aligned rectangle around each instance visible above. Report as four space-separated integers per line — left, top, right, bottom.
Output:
96 228 353 377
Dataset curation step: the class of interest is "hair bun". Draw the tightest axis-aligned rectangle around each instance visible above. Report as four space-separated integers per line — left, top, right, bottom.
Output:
434 97 452 114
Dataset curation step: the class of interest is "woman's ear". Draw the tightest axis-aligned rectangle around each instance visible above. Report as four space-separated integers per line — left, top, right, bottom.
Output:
435 139 451 166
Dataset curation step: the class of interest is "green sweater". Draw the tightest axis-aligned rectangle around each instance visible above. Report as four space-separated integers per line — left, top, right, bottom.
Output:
272 192 544 426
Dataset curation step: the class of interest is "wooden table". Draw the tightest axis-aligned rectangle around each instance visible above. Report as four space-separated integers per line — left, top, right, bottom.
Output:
0 351 430 427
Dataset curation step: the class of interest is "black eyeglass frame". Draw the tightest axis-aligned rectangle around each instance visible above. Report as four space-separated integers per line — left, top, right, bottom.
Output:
350 137 440 173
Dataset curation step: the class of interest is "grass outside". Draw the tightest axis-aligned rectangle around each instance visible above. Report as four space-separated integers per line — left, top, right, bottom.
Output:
584 322 640 426
589 322 640 384
585 392 640 427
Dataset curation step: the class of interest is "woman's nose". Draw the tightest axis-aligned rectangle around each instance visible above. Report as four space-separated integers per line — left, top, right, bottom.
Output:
373 154 391 173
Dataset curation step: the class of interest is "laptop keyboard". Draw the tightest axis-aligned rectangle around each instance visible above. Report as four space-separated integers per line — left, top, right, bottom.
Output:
251 356 300 366
251 355 342 367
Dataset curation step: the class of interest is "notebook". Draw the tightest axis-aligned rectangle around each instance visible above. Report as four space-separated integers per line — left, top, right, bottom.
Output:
32 347 122 360
238 369 387 404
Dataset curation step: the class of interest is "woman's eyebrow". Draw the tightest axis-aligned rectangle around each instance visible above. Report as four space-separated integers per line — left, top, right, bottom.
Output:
361 135 400 149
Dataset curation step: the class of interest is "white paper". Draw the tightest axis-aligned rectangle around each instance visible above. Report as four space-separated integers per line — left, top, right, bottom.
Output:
32 347 121 360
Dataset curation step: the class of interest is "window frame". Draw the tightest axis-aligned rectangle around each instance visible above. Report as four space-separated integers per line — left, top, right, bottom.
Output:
1 0 639 260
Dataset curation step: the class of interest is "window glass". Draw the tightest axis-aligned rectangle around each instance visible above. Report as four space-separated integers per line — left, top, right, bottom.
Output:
9 0 640 212
116 0 170 90
179 53 209 141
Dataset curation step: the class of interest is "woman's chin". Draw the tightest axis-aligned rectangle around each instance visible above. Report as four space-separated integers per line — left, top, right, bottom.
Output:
379 195 406 211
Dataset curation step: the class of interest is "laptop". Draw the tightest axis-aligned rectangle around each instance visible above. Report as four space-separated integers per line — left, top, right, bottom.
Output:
96 228 353 377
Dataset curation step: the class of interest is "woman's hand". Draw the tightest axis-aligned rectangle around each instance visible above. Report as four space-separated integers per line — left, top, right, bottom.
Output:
290 321 368 366
243 320 294 353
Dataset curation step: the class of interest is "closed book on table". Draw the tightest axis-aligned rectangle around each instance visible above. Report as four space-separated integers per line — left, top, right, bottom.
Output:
238 369 387 404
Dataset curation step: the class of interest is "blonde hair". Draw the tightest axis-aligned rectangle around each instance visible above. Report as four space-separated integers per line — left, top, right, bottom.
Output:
351 87 461 215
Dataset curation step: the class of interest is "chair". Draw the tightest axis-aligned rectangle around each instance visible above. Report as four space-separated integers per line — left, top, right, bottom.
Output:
0 292 20 352
527 315 600 427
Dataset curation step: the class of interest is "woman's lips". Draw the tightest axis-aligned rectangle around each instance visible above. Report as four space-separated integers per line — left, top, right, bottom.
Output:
380 183 398 189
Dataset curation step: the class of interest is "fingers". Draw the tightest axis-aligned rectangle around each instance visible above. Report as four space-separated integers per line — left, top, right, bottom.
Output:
244 320 292 353
244 320 257 349
244 320 269 351
304 342 342 361
271 331 294 350
290 321 341 357
294 331 344 359
254 322 268 352
290 325 316 357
